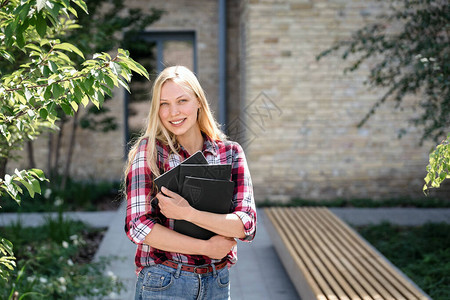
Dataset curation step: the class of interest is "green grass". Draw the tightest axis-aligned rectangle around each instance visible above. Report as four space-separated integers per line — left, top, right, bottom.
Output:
0 217 123 299
258 197 450 208
356 222 450 300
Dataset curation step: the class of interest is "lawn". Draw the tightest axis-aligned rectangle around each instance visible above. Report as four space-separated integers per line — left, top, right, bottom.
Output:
356 222 450 300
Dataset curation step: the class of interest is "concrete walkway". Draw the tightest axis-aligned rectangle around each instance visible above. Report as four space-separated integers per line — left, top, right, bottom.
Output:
2 206 450 299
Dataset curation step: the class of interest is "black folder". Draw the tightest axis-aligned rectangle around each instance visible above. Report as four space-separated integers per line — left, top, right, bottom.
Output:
153 151 235 240
174 176 235 240
154 151 208 193
178 164 232 193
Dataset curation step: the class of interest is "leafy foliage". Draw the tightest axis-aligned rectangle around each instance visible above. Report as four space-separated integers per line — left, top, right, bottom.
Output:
0 0 148 203
357 222 450 300
424 134 450 192
1 218 122 299
0 0 149 288
317 0 449 142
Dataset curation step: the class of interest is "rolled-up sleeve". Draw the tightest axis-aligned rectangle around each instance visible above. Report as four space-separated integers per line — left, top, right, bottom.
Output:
125 139 157 244
231 143 257 242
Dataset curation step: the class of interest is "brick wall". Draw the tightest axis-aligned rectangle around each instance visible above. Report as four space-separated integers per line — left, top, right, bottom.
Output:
10 0 223 183
240 0 449 201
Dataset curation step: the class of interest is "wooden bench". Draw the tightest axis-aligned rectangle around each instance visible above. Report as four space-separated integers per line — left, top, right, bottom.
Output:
264 207 431 300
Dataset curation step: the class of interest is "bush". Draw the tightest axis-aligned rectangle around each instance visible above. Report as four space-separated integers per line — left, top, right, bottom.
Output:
0 178 122 212
0 216 123 299
357 222 450 300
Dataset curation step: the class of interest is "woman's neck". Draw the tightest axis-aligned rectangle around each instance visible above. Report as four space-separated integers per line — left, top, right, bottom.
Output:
177 128 204 155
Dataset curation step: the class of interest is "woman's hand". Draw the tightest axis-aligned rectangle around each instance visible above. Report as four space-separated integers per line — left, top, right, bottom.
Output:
203 235 237 259
157 187 194 220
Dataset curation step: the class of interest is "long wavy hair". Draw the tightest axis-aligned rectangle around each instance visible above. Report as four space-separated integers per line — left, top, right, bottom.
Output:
124 65 225 180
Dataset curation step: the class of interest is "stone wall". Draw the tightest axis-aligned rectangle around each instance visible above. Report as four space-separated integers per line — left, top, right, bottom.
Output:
240 0 449 201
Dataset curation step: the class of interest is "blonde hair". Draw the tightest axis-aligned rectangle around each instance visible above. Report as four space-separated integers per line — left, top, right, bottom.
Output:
124 66 225 180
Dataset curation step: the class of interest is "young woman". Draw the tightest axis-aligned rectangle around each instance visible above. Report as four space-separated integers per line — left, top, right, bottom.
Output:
124 66 257 299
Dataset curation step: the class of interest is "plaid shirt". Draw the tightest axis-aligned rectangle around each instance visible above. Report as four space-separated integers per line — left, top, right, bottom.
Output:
125 135 256 274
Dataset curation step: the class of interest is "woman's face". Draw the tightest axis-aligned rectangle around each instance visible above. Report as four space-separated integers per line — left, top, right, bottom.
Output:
159 80 201 138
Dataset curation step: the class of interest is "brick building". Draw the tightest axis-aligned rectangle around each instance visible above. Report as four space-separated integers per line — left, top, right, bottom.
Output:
15 0 448 202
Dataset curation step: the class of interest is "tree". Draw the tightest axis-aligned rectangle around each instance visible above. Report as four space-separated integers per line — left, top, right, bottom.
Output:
317 0 449 142
424 135 450 193
0 0 148 285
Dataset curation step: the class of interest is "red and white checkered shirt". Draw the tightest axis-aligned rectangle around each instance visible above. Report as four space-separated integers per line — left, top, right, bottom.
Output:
125 135 257 275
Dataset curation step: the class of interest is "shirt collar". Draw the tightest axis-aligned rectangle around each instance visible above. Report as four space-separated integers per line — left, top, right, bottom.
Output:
202 133 218 156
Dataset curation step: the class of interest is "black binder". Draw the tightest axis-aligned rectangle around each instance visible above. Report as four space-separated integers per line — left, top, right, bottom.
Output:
154 151 208 193
153 151 235 240
178 164 232 193
174 176 235 240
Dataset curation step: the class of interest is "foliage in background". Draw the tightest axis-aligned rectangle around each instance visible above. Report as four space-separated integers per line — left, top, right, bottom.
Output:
317 0 449 142
357 222 450 300
258 196 450 208
0 218 123 299
0 178 121 212
0 0 148 292
424 134 450 193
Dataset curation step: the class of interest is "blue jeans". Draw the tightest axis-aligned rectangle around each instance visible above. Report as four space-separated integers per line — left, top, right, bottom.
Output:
135 263 231 300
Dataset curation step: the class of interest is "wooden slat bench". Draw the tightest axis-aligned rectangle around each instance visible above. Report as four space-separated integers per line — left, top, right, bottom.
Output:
264 207 431 300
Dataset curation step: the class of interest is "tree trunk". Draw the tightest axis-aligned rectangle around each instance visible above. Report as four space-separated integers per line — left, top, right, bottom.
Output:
26 140 36 169
61 111 79 190
0 157 7 179
47 132 54 180
54 119 65 178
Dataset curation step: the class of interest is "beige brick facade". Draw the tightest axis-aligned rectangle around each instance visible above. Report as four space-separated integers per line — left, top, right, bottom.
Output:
240 0 448 201
10 0 448 201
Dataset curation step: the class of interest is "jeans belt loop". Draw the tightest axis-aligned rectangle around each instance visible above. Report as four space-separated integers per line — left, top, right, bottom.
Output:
211 262 217 277
174 262 182 278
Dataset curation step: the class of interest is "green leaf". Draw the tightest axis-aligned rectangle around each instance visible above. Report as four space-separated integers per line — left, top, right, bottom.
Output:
72 0 89 14
104 75 115 89
25 43 42 53
30 177 41 195
73 85 84 103
18 177 35 198
118 77 130 93
0 50 15 63
60 102 73 115
28 168 46 181
110 62 121 76
53 42 85 59
44 86 52 100
81 95 89 107
48 60 58 73
39 108 48 119
15 31 25 48
1 238 14 256
52 84 65 99
35 12 47 37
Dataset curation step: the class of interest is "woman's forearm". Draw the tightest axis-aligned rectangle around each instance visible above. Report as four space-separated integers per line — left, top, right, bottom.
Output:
186 210 246 239
143 223 236 259
144 223 207 255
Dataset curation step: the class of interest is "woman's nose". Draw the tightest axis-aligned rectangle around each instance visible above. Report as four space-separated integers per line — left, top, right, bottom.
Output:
170 105 180 116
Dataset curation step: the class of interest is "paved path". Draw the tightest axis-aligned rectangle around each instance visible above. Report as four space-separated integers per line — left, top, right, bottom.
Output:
2 206 449 299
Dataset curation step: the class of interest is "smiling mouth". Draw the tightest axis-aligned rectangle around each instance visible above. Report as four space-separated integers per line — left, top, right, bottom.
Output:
170 118 186 125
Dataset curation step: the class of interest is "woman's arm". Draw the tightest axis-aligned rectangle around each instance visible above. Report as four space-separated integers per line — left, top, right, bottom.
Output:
157 187 246 239
144 223 236 259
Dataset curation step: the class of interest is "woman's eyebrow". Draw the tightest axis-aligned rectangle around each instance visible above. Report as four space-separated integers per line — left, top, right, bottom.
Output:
160 94 188 101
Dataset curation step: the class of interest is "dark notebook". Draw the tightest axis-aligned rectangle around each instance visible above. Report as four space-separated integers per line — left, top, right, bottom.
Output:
178 164 232 193
154 151 208 193
175 176 235 240
153 151 235 240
